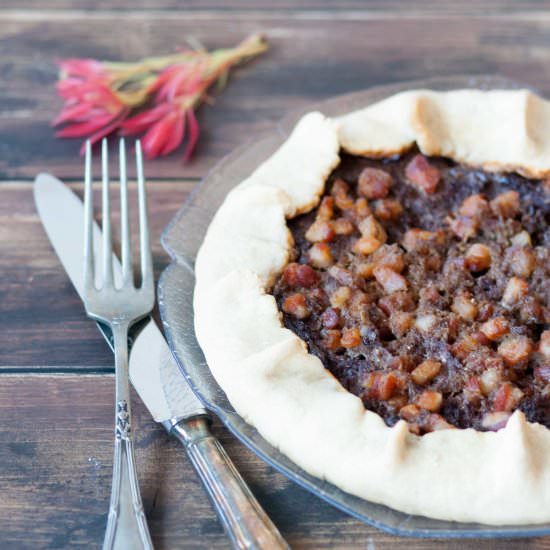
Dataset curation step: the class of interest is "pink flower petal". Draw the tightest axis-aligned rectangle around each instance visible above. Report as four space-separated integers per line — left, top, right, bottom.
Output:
157 66 192 101
121 103 172 134
51 103 94 126
55 113 117 138
77 109 131 153
159 111 185 156
183 109 200 162
141 116 175 159
150 64 186 94
58 58 104 78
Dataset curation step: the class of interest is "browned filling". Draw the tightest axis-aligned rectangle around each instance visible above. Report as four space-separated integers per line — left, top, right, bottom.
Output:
272 149 550 434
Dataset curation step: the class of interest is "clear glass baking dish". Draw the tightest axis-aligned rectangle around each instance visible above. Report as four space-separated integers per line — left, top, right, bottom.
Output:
158 75 550 538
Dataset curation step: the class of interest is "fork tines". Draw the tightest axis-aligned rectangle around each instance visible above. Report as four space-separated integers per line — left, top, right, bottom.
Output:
83 138 152 293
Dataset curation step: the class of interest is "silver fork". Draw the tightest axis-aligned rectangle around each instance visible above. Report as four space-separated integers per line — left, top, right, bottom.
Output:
83 138 155 550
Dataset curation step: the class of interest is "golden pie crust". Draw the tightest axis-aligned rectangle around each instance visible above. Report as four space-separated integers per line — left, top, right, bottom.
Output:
194 90 550 525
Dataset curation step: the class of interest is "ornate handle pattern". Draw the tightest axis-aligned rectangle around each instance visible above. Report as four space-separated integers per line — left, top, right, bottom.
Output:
170 417 289 550
103 323 154 550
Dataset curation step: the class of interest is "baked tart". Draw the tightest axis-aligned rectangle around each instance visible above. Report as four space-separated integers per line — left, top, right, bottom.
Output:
194 89 550 524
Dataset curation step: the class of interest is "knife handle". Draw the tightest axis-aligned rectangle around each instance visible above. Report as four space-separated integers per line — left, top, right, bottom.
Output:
169 417 289 550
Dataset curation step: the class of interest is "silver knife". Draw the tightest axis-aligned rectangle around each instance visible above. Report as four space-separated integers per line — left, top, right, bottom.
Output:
34 173 289 550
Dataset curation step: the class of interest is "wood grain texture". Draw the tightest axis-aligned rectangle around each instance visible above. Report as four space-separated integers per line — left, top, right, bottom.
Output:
0 181 193 368
3 1 550 13
2 14 550 180
1 374 549 550
3 3 550 547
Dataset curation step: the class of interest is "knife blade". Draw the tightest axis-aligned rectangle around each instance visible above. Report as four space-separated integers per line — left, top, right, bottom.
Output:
33 172 206 423
34 172 289 550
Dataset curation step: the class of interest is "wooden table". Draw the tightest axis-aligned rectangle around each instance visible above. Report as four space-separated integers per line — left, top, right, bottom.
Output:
3 1 550 548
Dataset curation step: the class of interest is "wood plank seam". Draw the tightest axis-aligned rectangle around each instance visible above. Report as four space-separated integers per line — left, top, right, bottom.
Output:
3 9 550 20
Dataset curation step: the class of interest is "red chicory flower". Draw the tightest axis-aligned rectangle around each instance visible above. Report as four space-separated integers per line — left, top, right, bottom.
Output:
53 34 268 161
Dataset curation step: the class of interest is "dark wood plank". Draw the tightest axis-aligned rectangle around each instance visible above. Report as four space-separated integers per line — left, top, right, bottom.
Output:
0 181 193 368
2 15 550 180
0 374 548 549
3 1 550 12
2 5 550 548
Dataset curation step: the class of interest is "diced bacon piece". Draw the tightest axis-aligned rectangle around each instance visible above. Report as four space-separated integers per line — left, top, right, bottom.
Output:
353 197 371 220
372 244 406 273
373 266 408 293
450 216 479 240
415 314 437 332
464 376 483 404
331 178 354 210
348 290 368 319
479 367 502 396
305 219 335 243
282 293 310 319
402 228 444 252
282 263 319 288
502 276 528 305
511 230 532 247
317 196 334 221
497 335 533 367
451 292 478 322
363 371 398 400
353 236 383 255
332 217 354 235
459 194 489 218
452 333 487 360
356 261 375 279
400 404 421 421
465 243 491 272
358 167 393 199
411 360 441 385
481 411 511 431
490 190 520 218
331 178 349 195
321 307 341 329
357 244 405 276
328 265 354 286
373 198 403 221
389 311 415 337
330 286 352 307
519 298 547 325
341 326 361 348
508 246 536 278
480 317 510 341
405 154 441 194
322 329 342 350
416 391 443 412
493 382 524 412
308 243 333 268
358 215 387 241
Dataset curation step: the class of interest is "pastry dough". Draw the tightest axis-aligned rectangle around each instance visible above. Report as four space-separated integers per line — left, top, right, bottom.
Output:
194 91 550 524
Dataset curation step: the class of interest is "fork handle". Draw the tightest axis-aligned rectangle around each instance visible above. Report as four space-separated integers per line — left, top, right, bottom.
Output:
169 417 289 550
104 323 154 550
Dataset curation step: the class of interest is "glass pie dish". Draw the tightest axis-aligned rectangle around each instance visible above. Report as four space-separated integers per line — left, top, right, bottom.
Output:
158 74 550 538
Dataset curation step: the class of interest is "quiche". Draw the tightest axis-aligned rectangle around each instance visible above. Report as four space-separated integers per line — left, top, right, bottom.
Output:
194 89 550 525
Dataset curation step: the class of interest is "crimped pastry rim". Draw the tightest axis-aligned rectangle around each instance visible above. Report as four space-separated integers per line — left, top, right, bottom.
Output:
194 90 550 525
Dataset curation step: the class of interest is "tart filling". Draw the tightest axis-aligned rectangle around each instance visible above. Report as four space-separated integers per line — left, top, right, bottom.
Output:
273 150 550 434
